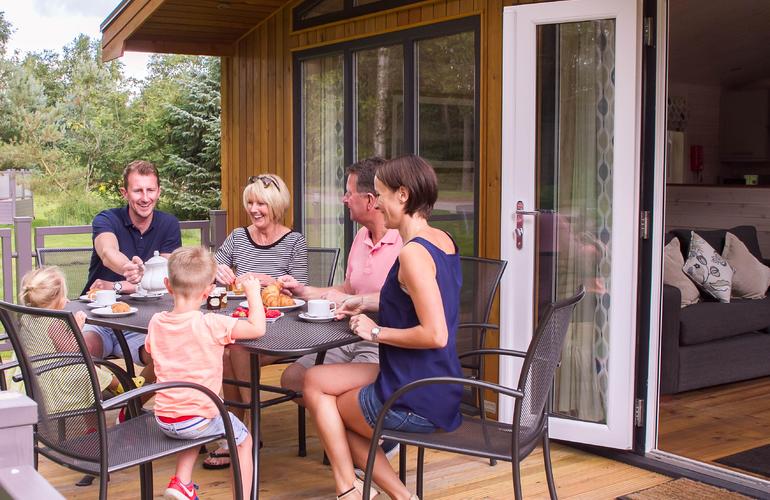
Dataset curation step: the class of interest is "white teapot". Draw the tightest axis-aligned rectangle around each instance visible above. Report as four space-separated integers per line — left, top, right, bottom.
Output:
139 251 168 294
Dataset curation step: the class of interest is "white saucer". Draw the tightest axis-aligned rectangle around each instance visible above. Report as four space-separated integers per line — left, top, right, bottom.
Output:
87 302 116 309
78 295 94 302
240 298 305 312
129 292 162 301
91 306 138 317
298 312 336 323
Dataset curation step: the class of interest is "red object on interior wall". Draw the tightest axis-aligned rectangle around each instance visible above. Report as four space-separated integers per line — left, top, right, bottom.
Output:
690 145 704 172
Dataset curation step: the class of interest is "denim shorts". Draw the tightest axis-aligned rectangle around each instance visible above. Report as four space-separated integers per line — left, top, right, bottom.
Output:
155 412 250 446
358 384 436 434
82 325 147 367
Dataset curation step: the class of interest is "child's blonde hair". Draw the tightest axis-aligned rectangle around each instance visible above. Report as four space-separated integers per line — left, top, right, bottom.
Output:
167 246 217 298
19 266 67 309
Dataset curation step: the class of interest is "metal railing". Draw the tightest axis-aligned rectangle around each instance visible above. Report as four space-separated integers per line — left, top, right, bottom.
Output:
0 209 227 303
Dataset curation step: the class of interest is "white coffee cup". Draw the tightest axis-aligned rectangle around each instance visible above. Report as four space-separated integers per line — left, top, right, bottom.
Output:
95 290 117 306
307 299 336 318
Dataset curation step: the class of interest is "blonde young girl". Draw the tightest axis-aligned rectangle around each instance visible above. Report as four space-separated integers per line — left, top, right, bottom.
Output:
19 266 143 405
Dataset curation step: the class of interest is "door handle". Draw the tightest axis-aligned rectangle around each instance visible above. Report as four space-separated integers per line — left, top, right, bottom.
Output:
513 201 553 249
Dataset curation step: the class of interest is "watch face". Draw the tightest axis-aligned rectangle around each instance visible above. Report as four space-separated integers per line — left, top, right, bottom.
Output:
114 282 122 292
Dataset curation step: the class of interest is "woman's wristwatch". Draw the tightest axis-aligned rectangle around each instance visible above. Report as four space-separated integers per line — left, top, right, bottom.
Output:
370 327 381 343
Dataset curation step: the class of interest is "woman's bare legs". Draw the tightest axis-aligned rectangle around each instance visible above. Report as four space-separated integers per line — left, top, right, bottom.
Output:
304 363 412 500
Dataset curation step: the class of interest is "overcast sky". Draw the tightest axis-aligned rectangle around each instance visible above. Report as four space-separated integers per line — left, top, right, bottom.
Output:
2 0 151 80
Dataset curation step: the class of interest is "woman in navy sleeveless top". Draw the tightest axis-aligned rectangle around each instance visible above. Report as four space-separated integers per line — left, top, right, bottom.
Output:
304 156 463 500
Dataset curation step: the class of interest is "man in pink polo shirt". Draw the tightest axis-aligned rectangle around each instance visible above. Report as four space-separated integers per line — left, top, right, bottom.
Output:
279 157 402 396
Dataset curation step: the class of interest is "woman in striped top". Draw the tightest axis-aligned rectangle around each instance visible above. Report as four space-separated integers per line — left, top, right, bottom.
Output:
205 173 308 470
214 173 308 285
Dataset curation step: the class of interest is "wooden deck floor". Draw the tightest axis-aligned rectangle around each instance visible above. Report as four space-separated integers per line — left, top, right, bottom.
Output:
658 376 770 480
38 365 672 499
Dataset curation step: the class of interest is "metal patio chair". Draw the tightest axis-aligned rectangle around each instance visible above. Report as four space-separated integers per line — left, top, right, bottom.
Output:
36 247 94 299
307 247 340 287
361 287 586 500
457 256 508 416
0 300 244 500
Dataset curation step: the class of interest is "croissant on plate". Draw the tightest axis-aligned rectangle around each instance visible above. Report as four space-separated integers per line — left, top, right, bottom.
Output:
261 283 295 307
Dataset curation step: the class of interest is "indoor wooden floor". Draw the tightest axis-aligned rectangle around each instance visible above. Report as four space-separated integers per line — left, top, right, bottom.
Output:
658 376 770 479
37 365 672 499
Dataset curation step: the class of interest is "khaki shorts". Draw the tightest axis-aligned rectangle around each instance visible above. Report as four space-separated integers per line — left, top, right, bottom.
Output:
295 341 379 369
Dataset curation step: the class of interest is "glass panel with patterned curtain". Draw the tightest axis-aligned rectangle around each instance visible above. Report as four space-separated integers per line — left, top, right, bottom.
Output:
416 32 477 255
301 54 346 254
536 20 616 424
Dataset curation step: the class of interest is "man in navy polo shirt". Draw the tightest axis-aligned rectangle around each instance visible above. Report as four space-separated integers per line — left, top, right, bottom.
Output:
82 160 181 377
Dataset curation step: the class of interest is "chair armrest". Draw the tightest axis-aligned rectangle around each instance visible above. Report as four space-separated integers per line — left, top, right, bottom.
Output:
0 359 19 372
458 347 527 361
458 322 499 331
93 359 136 392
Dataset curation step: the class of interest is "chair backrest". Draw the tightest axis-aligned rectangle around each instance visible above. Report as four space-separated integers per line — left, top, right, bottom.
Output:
458 256 507 325
514 287 585 451
0 300 104 462
307 247 340 287
36 247 94 299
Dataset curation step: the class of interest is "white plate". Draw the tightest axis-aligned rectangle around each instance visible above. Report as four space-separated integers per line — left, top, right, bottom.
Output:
91 306 138 317
298 312 336 323
240 298 306 312
129 292 163 301
87 302 116 309
227 291 246 299
78 295 94 302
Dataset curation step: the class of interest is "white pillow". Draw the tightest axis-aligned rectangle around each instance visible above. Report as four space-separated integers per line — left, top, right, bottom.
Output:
723 232 770 299
683 232 734 303
663 238 700 307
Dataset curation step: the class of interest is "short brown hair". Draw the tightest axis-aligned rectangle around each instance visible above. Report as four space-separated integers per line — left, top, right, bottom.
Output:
123 160 160 189
346 157 386 195
376 155 438 218
167 247 217 298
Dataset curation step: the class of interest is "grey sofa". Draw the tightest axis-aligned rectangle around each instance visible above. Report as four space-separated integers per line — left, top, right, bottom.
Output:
660 225 770 394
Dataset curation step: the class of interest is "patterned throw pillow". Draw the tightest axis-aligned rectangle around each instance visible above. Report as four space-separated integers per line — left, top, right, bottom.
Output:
683 231 734 303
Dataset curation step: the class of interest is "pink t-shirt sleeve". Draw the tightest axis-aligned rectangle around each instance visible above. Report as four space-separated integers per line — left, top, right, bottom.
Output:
202 313 238 345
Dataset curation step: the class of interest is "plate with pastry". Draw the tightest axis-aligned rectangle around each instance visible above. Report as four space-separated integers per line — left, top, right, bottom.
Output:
79 289 98 302
258 282 306 311
91 303 137 317
240 298 305 312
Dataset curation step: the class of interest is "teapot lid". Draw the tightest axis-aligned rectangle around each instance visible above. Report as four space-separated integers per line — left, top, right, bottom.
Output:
145 250 167 266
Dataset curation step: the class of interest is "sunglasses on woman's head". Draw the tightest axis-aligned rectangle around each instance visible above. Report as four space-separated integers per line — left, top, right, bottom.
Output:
248 175 280 191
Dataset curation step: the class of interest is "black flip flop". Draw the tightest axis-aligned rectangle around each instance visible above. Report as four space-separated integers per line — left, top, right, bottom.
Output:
202 450 231 470
76 474 95 487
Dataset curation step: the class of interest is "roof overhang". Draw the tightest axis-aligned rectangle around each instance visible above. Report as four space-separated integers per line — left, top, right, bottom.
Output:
100 0 292 62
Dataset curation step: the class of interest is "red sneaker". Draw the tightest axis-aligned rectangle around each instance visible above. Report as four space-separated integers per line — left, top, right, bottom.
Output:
164 476 199 500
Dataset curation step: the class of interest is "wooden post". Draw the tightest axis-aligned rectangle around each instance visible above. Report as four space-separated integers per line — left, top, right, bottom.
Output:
209 209 228 250
13 217 33 297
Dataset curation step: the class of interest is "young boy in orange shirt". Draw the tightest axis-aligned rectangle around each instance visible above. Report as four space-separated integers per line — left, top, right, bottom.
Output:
145 246 266 500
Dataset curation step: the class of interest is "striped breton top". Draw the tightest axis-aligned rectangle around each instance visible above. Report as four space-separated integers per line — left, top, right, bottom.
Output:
214 227 309 284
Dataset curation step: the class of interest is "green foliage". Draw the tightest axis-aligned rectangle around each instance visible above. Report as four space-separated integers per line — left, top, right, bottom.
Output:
0 17 222 222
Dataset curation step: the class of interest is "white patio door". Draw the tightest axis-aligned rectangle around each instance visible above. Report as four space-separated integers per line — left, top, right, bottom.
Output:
500 0 641 448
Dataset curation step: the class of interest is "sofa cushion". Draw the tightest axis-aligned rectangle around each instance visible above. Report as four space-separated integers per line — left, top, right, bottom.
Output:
663 238 700 307
683 232 734 302
723 232 770 299
679 296 770 345
671 225 763 261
